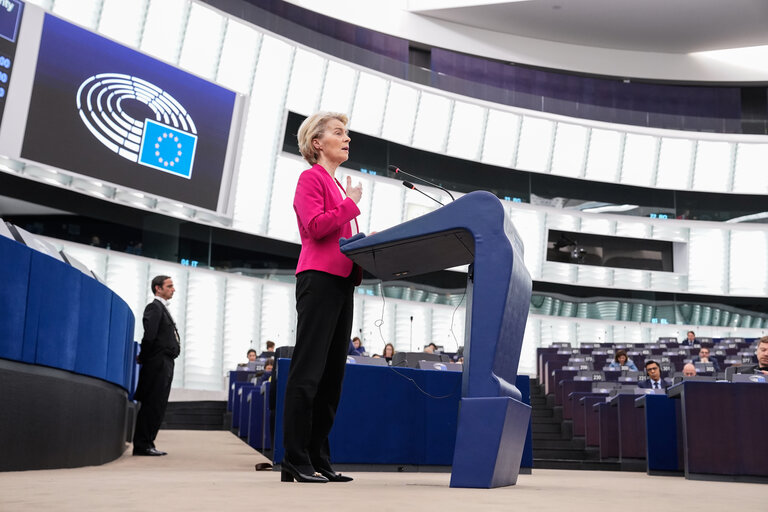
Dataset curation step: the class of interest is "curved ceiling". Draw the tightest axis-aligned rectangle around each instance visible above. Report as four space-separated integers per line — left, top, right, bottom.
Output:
406 0 768 53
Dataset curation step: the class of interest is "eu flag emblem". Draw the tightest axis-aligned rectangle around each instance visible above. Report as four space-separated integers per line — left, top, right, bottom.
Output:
138 119 197 178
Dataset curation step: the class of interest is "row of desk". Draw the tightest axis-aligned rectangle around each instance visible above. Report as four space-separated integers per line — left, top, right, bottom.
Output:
227 362 534 470
566 381 768 481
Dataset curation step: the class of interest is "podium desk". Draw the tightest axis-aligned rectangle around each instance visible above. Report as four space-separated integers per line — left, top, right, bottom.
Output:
341 192 533 488
596 402 619 459
561 381 593 419
581 396 606 447
607 393 646 460
634 393 682 474
668 381 768 481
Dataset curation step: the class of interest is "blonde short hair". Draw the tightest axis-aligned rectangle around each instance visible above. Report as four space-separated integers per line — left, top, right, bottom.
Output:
297 112 349 165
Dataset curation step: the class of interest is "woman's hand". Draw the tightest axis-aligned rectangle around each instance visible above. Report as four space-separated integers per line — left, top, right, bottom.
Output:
346 176 363 204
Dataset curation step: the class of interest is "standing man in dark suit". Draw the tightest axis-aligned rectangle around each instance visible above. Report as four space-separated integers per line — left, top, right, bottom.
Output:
638 360 670 390
133 275 180 456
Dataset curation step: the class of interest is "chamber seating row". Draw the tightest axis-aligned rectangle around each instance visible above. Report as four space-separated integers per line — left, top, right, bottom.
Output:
0 218 139 471
0 219 136 391
226 358 534 471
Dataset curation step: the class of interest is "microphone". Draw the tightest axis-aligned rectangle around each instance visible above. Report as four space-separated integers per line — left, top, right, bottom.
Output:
388 165 455 202
402 181 444 206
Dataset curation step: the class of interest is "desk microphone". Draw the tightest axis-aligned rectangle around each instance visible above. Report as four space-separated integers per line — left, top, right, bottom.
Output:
402 180 444 206
388 165 455 202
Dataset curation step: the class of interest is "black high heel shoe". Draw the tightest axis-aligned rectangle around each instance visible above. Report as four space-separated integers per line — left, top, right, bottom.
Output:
317 468 353 482
280 460 328 483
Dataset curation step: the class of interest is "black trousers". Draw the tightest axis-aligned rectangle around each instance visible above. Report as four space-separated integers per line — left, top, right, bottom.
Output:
133 356 174 450
283 270 354 471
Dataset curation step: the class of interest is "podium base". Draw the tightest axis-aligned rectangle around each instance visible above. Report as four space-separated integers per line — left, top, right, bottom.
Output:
450 396 531 488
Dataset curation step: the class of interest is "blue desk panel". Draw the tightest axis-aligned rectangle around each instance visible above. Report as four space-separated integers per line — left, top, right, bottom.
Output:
635 394 682 473
0 236 31 361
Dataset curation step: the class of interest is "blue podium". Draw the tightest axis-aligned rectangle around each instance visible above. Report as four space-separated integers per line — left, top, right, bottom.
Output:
340 191 532 488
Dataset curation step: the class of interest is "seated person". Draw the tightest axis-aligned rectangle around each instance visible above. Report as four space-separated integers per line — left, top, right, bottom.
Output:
348 337 364 356
352 336 366 356
247 349 258 362
736 336 768 375
382 343 395 364
682 362 697 377
258 340 276 359
638 360 670 390
608 349 638 371
453 346 464 363
256 358 275 385
424 342 438 354
691 347 721 372
681 330 696 346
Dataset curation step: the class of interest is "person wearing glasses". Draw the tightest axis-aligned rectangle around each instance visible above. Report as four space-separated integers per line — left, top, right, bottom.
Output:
638 360 670 390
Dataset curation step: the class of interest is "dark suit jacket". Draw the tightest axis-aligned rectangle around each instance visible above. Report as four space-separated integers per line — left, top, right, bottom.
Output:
638 378 670 390
692 356 721 372
139 299 180 362
736 364 768 375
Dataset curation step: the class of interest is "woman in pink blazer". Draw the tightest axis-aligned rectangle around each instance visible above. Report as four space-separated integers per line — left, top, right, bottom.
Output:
282 112 362 484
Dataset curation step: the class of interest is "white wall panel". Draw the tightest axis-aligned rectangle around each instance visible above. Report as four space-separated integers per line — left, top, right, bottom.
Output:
580 217 614 236
285 49 325 116
381 82 418 145
267 156 304 242
361 294 396 355
319 61 357 114
431 305 465 354
98 0 148 48
368 180 404 232
141 0 190 64
349 72 388 136
52 0 101 28
516 116 553 173
729 230 768 295
260 281 295 347
222 276 261 372
481 109 519 167
184 272 225 389
655 137 693 190
550 123 587 178
412 92 451 152
508 207 545 280
620 133 657 187
231 35 293 234
217 19 261 94
687 227 727 294
733 143 768 194
585 129 621 182
446 102 485 161
693 141 732 192
395 301 429 352
615 220 651 239
178 2 226 80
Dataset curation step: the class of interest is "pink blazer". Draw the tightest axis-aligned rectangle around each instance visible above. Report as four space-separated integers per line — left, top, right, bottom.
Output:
294 164 360 278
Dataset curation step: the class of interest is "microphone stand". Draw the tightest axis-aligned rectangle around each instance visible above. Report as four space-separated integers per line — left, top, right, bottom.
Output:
389 165 455 201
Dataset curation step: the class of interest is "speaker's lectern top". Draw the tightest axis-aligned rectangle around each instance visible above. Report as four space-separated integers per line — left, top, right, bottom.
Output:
340 191 531 401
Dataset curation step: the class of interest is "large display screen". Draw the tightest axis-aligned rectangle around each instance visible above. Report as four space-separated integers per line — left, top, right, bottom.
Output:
0 0 23 126
20 14 239 212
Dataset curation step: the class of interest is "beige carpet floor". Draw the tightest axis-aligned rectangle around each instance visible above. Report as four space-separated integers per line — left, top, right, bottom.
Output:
0 430 763 511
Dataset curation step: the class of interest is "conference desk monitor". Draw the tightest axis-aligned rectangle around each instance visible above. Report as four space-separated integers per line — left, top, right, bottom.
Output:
0 219 13 239
391 351 452 368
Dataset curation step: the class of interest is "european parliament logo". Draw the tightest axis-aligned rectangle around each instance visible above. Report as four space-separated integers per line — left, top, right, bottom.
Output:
76 73 197 179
